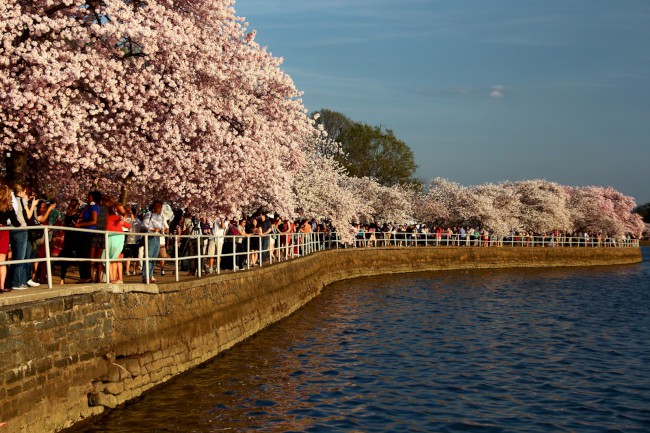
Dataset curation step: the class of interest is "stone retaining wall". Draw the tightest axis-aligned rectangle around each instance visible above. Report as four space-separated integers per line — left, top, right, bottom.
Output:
0 247 642 432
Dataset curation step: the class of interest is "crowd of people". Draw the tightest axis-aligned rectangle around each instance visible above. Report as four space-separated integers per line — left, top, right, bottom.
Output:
0 184 333 291
0 184 639 293
351 223 637 248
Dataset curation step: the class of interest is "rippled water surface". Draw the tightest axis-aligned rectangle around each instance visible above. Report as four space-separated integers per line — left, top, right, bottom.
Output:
72 249 650 432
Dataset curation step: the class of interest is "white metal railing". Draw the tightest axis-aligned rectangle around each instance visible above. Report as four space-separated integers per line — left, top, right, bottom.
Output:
0 225 640 289
347 232 639 249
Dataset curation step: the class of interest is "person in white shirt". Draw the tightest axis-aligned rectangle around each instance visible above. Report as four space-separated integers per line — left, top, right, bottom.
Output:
140 200 167 283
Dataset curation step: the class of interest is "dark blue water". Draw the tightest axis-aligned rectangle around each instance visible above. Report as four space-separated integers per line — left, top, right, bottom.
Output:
72 249 650 432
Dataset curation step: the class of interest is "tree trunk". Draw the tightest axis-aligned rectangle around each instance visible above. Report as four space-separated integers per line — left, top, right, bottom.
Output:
119 172 134 204
4 149 27 186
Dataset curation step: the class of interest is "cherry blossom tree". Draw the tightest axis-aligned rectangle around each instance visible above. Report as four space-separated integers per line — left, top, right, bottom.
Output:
1 0 316 212
512 179 571 234
470 182 520 236
293 154 360 243
565 186 644 237
419 177 477 226
413 178 641 238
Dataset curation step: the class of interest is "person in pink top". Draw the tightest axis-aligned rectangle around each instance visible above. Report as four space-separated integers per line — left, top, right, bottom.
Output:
101 197 130 283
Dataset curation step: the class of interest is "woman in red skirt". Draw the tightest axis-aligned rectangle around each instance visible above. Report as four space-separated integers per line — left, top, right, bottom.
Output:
0 184 20 292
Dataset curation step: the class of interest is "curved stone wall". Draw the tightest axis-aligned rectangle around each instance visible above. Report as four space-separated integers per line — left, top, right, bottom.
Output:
0 247 642 432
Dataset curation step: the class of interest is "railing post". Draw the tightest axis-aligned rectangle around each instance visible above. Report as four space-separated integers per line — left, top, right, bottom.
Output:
216 234 222 274
104 230 110 283
246 236 251 270
174 235 180 282
144 233 149 284
44 226 53 289
197 234 202 277
230 235 239 272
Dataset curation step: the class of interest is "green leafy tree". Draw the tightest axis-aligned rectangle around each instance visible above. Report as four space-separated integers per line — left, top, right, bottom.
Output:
314 109 420 188
633 202 650 223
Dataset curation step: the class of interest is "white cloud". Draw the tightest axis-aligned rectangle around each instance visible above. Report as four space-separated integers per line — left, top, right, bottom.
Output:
490 84 506 98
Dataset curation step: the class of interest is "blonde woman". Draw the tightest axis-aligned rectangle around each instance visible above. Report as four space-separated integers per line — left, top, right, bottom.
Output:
0 185 20 292
11 184 39 290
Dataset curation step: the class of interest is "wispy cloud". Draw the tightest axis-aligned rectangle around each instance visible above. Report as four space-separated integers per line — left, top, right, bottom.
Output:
414 86 476 98
490 84 506 98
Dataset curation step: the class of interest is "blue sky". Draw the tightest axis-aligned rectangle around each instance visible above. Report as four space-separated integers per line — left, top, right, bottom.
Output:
235 0 650 204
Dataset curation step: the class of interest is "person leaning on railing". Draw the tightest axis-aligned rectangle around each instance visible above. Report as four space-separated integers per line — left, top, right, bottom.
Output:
0 184 20 293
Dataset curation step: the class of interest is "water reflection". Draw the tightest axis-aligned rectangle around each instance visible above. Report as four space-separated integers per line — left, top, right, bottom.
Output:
69 253 650 433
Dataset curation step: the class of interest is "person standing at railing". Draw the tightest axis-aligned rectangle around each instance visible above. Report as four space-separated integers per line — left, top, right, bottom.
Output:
205 215 226 273
298 219 311 256
459 227 467 246
0 185 20 293
89 194 111 283
58 199 80 284
101 197 130 284
10 184 40 290
75 191 101 284
271 216 281 261
168 208 184 274
235 219 249 269
246 217 261 267
180 209 200 276
278 217 292 259
220 219 239 271
200 215 212 271
141 200 166 283
480 228 487 247
123 205 142 276
31 199 57 283
258 213 273 264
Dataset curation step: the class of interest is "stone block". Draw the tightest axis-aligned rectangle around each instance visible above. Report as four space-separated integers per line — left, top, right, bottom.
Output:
67 321 85 332
6 308 24 323
22 377 36 392
102 318 113 334
44 341 59 353
5 366 24 385
123 358 141 376
79 351 96 363
83 313 99 327
33 356 53 373
91 392 118 409
151 350 163 361
104 381 124 395
98 365 119 383
6 383 22 397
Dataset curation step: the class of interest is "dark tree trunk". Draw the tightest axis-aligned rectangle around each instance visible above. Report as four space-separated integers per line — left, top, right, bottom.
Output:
119 172 134 204
4 149 27 186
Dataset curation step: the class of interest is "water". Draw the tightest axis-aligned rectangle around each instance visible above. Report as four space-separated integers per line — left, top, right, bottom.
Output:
71 249 650 432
